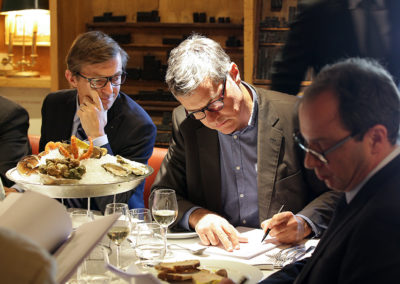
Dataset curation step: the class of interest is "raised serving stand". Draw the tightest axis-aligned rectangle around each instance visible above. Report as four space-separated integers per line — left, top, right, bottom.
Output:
6 166 153 199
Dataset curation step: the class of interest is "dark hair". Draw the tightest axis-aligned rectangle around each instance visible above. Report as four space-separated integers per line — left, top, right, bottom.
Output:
66 31 128 73
302 58 400 144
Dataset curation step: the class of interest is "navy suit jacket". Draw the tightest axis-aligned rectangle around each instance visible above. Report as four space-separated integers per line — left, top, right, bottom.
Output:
40 89 156 212
262 153 400 284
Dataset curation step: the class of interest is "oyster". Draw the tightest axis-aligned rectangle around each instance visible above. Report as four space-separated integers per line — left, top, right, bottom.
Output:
116 155 148 175
17 155 40 176
101 163 130 177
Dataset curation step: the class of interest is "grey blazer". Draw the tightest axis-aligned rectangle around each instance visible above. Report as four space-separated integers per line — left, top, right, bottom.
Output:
152 86 340 233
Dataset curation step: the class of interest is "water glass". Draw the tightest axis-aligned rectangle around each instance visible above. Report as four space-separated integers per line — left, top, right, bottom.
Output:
135 222 165 268
129 208 152 247
70 209 94 230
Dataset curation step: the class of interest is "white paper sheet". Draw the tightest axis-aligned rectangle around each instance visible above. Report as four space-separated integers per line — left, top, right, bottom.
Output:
181 226 280 260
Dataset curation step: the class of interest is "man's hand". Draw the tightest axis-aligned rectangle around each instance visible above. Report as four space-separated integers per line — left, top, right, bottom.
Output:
261 212 311 244
77 90 107 139
4 186 17 196
189 209 248 252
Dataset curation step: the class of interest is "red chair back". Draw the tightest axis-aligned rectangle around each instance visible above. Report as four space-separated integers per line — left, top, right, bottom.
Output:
144 147 168 208
28 134 40 155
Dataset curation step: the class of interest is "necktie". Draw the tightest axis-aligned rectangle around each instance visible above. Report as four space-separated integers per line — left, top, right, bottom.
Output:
76 123 87 140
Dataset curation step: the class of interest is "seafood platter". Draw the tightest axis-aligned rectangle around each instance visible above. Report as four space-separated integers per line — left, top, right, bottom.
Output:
6 136 153 198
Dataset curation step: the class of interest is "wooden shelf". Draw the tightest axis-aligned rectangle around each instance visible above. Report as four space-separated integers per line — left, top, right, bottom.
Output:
259 43 284 47
0 75 51 88
136 100 179 112
87 22 243 31
122 43 242 53
253 79 311 86
259 27 289 31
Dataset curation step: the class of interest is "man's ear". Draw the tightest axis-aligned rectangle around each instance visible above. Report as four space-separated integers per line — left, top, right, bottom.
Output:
65 70 78 88
228 62 241 85
367 124 389 154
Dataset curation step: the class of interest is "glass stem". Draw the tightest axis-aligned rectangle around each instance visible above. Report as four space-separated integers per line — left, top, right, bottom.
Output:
116 244 121 268
162 226 168 257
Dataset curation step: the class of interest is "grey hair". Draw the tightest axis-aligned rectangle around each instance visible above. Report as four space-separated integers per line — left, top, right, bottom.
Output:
165 34 231 97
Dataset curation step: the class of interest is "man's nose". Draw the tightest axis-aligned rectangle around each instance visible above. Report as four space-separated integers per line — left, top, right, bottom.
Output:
100 80 114 94
304 151 323 170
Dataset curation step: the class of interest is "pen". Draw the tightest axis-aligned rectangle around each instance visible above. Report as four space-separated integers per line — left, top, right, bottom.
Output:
261 204 284 243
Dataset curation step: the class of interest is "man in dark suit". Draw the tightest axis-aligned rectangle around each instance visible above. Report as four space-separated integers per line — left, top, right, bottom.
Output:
255 58 400 283
152 34 340 251
40 31 156 212
270 0 400 95
0 96 31 189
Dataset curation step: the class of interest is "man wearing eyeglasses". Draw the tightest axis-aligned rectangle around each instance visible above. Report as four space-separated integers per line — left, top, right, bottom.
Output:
152 34 340 251
39 31 156 212
253 58 400 284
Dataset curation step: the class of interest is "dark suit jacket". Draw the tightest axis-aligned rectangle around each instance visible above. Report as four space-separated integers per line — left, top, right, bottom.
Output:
0 96 31 188
40 89 156 212
262 153 400 284
152 86 340 233
270 0 400 95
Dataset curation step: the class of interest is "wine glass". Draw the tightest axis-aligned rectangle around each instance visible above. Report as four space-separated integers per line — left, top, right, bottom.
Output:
104 203 131 268
150 188 178 257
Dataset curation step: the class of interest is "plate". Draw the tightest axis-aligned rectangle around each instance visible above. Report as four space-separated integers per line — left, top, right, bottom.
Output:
145 258 263 284
6 166 153 198
166 231 198 239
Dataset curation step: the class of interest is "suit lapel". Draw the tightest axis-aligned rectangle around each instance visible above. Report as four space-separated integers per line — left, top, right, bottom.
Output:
62 93 77 140
256 91 284 221
197 127 221 213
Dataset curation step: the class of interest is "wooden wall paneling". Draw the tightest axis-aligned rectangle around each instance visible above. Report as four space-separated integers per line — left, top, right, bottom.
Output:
243 0 255 83
50 0 93 91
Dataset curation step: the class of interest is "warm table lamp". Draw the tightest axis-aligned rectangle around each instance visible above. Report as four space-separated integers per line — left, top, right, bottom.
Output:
1 0 49 77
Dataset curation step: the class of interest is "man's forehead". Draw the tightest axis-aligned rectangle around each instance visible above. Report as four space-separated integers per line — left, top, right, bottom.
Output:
299 91 342 137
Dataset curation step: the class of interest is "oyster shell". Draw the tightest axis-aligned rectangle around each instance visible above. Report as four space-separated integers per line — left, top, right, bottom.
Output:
116 155 148 175
101 163 130 177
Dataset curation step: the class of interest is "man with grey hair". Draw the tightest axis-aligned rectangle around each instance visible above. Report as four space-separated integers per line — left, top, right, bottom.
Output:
152 34 340 251
40 31 156 212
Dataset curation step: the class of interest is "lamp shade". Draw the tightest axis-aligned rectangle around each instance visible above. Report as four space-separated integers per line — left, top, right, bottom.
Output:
1 0 49 12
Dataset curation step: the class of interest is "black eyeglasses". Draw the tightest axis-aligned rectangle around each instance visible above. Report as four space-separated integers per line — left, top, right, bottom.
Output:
293 131 354 164
186 76 227 120
76 72 127 89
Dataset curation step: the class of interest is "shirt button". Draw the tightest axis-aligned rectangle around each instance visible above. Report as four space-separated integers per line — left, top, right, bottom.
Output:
233 135 238 139
236 166 240 170
240 194 244 198
242 220 247 224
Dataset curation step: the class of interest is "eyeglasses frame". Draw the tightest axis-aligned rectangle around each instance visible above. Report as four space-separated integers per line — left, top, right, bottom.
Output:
293 132 354 164
185 76 227 120
75 71 127 89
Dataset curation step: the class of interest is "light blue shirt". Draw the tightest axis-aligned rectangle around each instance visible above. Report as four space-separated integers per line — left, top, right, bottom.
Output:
72 95 109 147
218 82 259 227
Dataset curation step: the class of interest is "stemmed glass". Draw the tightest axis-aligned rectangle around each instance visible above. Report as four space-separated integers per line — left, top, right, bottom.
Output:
150 188 178 257
104 203 131 268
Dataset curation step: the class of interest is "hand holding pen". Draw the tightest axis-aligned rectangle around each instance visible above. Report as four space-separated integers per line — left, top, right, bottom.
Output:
261 205 312 244
261 205 284 242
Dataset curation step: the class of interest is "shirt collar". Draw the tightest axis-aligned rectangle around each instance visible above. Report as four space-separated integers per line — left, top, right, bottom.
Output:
345 145 400 203
241 81 258 129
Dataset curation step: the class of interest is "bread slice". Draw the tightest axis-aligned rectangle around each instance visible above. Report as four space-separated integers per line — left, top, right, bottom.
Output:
157 271 197 281
191 270 224 284
155 259 201 273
